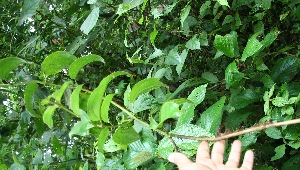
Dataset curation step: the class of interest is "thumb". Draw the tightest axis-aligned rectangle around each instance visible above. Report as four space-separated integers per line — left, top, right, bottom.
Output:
168 152 193 169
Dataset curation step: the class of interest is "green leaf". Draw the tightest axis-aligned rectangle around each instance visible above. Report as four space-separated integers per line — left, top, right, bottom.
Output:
158 101 181 126
41 51 77 76
271 144 286 161
69 54 105 79
158 124 214 159
265 128 282 139
230 89 258 109
214 34 235 58
24 82 40 117
150 26 158 47
0 57 25 79
80 7 99 35
10 163 26 170
201 72 219 83
70 85 83 117
261 29 280 48
17 0 39 25
225 61 245 88
112 123 140 145
271 56 300 84
69 110 93 138
200 96 226 134
272 96 289 107
241 35 263 61
180 5 191 27
217 0 230 7
282 154 300 170
101 94 115 123
32 149 43 164
116 0 144 15
52 136 63 156
176 49 188 75
87 71 130 121
132 93 156 113
43 105 59 129
129 78 168 103
50 81 72 104
124 140 156 169
98 127 110 153
185 35 201 50
199 1 211 19
96 152 105 168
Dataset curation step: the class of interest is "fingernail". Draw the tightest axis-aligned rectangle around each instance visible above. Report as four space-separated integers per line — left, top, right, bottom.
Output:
168 154 175 163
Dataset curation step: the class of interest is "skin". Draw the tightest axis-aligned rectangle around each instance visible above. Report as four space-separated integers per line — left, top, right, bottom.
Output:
168 140 254 170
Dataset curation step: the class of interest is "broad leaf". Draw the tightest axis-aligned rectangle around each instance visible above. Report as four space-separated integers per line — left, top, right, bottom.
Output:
158 124 214 159
69 54 105 79
17 0 40 25
116 0 144 15
98 127 110 153
214 34 235 58
217 0 230 7
271 144 286 161
176 49 188 76
32 149 43 164
43 105 59 129
70 85 83 117
10 163 26 170
185 35 200 50
265 128 282 139
241 35 263 61
230 89 258 109
24 82 40 117
225 61 244 88
0 57 25 79
201 72 219 83
112 123 140 145
271 56 300 84
87 71 130 121
129 78 168 103
69 110 94 138
261 29 280 48
180 5 191 27
101 94 115 123
200 96 226 134
80 7 100 35
41 51 77 76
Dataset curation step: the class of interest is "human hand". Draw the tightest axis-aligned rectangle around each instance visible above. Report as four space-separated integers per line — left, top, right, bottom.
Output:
168 140 254 170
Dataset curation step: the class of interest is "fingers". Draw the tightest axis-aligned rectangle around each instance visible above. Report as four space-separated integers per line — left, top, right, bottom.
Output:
226 140 242 167
168 152 193 169
211 140 225 164
196 141 210 162
240 150 254 170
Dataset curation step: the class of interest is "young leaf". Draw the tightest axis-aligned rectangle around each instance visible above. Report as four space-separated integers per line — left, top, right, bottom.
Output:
129 78 168 103
112 123 140 145
70 84 83 117
214 34 235 58
180 5 191 27
17 0 40 25
101 94 115 123
200 96 226 134
69 110 94 138
43 105 59 129
41 51 77 76
24 82 40 117
50 81 72 104
69 54 105 79
87 71 131 121
0 57 25 79
241 35 263 61
98 127 110 153
158 124 214 159
80 7 100 35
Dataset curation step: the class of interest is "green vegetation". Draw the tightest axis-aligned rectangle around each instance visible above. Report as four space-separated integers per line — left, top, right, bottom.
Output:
0 0 300 169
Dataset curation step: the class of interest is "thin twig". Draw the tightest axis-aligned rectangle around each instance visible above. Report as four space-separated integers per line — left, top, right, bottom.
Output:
170 118 300 141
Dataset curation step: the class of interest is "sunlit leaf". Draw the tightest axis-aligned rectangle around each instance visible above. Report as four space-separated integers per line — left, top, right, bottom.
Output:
87 71 131 121
41 51 77 76
241 35 263 61
180 5 191 27
214 34 235 58
0 57 25 79
200 96 226 134
43 105 59 129
98 127 110 153
69 110 93 138
129 78 168 103
17 0 40 25
70 85 83 117
69 54 105 79
101 94 115 123
217 0 230 7
80 7 99 35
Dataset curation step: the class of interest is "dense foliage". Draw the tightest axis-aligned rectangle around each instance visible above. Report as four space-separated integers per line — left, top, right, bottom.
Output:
1 0 300 169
